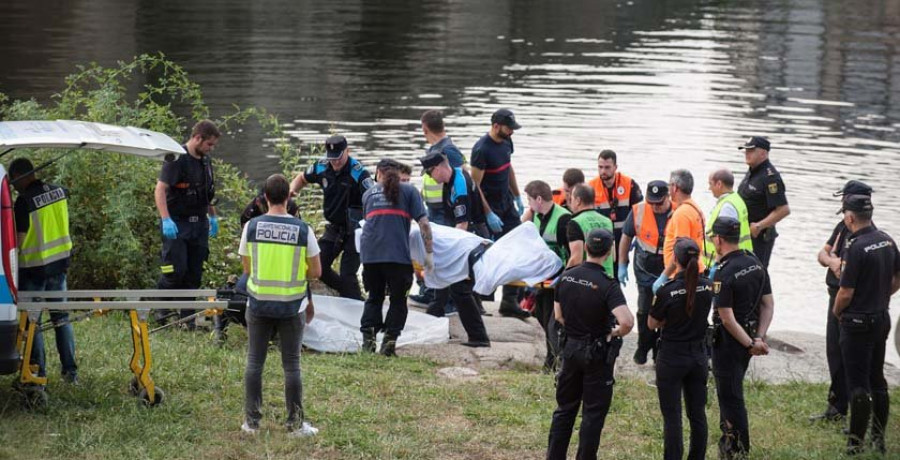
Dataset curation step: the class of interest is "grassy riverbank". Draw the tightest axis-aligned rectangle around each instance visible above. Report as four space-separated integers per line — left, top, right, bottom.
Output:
0 315 896 460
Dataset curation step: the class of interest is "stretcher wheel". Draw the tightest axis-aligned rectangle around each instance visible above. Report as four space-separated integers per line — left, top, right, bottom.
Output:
22 386 48 410
128 377 140 396
139 386 165 407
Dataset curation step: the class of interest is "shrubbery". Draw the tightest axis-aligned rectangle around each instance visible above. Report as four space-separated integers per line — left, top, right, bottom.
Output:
0 54 321 289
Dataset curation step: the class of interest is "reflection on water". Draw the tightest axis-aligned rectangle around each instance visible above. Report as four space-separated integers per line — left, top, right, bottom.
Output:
1 0 899 363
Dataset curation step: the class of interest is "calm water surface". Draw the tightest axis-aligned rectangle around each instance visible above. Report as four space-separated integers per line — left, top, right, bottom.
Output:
2 0 900 364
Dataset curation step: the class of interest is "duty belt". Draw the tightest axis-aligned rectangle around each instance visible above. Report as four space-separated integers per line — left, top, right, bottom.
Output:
173 215 203 222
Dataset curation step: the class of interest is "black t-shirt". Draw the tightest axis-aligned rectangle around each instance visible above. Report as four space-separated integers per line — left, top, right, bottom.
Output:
159 151 215 217
303 157 374 227
442 167 485 226
713 250 771 325
240 193 302 229
839 225 900 314
535 204 570 253
738 159 788 225
651 275 713 342
470 133 514 212
554 262 627 339
825 221 851 289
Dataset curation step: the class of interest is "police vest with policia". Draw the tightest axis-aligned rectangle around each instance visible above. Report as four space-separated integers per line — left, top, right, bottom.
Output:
709 216 775 459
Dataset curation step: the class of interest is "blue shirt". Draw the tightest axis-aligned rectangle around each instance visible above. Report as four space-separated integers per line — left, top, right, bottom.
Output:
428 136 464 168
361 183 427 264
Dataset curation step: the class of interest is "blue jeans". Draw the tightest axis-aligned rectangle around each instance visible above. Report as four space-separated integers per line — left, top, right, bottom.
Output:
22 272 76 378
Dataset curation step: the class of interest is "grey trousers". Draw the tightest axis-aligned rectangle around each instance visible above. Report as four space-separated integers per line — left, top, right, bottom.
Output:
244 308 306 427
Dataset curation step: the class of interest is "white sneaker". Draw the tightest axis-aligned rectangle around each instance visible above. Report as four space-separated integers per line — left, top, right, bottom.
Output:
288 421 319 438
241 422 259 435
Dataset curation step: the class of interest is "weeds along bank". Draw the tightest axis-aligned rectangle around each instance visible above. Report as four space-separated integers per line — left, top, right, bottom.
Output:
0 54 322 291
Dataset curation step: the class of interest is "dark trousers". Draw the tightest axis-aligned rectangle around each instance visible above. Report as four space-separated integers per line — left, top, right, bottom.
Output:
547 339 616 460
656 341 708 460
22 272 76 378
532 289 561 370
750 234 774 269
156 216 209 321
427 279 489 342
825 287 848 414
361 263 414 337
712 334 752 456
636 284 660 359
244 309 306 427
840 311 891 447
319 225 362 300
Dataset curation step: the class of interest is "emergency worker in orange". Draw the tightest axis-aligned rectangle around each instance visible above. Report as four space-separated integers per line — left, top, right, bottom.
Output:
652 169 706 294
618 180 673 365
587 150 643 266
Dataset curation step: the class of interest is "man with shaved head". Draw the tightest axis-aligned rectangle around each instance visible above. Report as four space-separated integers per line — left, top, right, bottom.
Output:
704 168 752 270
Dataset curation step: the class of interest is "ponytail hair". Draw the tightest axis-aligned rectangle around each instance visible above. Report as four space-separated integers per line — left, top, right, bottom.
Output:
377 162 401 204
684 256 699 317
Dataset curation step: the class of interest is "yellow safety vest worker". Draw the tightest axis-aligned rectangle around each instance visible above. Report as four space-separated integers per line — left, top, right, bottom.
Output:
20 183 72 268
703 191 753 267
246 215 309 317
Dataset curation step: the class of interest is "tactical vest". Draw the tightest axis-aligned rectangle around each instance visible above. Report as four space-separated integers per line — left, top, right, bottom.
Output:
572 210 614 277
246 215 309 318
589 172 634 229
703 192 753 267
166 152 215 218
533 204 571 262
20 184 72 268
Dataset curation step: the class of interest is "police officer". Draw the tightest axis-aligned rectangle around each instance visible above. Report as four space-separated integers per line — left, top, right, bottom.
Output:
704 168 752 268
809 180 874 423
419 152 491 347
547 228 634 460
239 174 321 437
290 135 374 300
9 158 77 384
470 108 530 318
649 238 713 460
737 136 790 268
240 190 302 228
618 180 672 365
709 216 774 459
832 194 898 455
154 120 220 325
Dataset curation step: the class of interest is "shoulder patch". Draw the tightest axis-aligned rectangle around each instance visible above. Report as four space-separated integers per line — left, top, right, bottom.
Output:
713 281 721 294
361 177 375 190
766 167 775 176
767 182 778 194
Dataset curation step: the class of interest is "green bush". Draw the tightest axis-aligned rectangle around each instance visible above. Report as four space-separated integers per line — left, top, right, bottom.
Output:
0 53 321 289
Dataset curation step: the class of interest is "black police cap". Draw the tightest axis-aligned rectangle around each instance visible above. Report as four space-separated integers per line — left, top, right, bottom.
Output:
418 152 446 170
738 136 770 151
674 237 700 267
585 228 614 257
646 180 669 203
833 180 873 197
490 108 522 130
838 194 874 214
711 216 741 238
324 135 348 159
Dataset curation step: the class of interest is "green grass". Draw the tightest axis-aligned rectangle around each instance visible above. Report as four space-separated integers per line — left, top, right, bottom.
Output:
0 314 897 459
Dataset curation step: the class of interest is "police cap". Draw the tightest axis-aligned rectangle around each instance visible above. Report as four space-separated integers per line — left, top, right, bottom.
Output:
585 228 614 257
674 237 701 267
418 152 446 171
838 194 874 215
738 136 770 151
833 180 873 197
646 180 668 203
711 216 741 238
324 135 348 159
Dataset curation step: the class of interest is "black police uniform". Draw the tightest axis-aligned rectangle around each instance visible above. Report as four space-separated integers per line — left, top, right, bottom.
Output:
425 166 490 345
822 221 852 417
837 225 899 451
547 262 626 460
239 193 301 228
157 150 214 320
737 159 787 268
651 275 713 460
711 249 771 457
303 157 373 300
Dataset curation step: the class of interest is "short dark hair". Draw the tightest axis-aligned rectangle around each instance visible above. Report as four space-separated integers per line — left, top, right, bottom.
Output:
849 209 873 223
8 158 35 179
264 174 290 205
598 149 617 164
191 120 221 140
420 110 445 133
562 168 585 187
572 184 595 205
524 180 553 201
717 234 740 245
711 168 734 188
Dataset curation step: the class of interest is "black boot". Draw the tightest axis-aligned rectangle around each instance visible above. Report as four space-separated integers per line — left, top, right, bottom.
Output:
846 391 872 455
870 391 889 455
498 287 529 319
380 333 398 357
634 313 650 365
361 327 377 353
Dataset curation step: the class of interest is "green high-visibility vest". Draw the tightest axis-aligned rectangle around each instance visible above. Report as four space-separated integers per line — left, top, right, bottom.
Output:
572 210 614 277
533 204 571 263
423 175 444 206
20 184 72 268
246 215 309 317
703 192 753 267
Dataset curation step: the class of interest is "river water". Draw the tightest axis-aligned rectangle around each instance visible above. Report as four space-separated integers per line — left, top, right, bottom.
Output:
2 0 899 365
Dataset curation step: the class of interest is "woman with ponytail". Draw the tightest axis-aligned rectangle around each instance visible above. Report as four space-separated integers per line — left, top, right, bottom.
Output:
648 238 714 460
359 159 433 357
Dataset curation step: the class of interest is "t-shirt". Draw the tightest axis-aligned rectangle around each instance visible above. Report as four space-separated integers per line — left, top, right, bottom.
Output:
738 159 788 225
651 275 713 342
663 198 706 273
470 133 514 213
238 214 319 258
713 250 771 325
428 137 465 168
303 157 374 227
839 225 900 314
554 262 627 340
360 183 427 264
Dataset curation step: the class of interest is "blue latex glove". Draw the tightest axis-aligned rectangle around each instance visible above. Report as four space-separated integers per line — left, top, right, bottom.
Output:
617 263 629 287
161 217 178 239
652 273 667 294
514 195 525 216
486 211 504 234
707 263 717 280
209 215 219 238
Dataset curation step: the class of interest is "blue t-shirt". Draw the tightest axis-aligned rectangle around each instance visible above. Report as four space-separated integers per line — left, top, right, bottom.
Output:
428 137 464 168
471 133 514 210
361 182 427 264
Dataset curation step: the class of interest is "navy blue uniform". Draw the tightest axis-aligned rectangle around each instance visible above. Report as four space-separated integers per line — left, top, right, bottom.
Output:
738 159 787 267
822 221 853 416
425 137 465 225
303 158 373 300
651 276 713 460
471 133 518 236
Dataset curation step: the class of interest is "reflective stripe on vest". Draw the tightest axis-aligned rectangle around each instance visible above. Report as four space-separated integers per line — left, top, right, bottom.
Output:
20 186 72 268
703 192 754 267
423 175 443 205
589 172 633 228
632 202 664 255
533 204 571 262
246 217 309 303
572 210 615 277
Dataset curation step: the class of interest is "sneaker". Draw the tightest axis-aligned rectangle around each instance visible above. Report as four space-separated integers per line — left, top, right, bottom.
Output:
444 303 458 317
241 421 259 435
288 421 319 438
408 293 433 308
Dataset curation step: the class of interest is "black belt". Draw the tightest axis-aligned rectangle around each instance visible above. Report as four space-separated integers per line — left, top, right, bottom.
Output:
467 241 492 281
173 215 204 222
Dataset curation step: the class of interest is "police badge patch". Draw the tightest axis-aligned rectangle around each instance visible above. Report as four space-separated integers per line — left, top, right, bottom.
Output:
617 186 625 196
767 183 778 194
713 281 721 294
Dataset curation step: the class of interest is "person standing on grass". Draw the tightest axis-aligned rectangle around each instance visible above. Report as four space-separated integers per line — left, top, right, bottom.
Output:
240 174 321 437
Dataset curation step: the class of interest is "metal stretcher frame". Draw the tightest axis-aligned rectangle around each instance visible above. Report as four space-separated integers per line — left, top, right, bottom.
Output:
16 289 226 405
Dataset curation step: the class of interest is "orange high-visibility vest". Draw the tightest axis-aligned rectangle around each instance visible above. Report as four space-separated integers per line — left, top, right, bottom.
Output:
588 172 634 228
